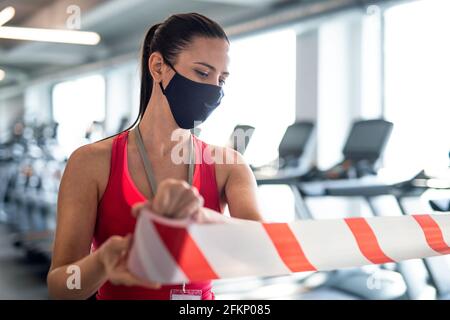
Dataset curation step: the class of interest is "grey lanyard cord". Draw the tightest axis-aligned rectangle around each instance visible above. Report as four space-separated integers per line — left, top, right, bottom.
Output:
134 126 195 196
134 126 194 293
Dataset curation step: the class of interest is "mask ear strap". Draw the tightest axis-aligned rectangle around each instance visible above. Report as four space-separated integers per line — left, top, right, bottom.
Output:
162 57 177 72
159 81 166 95
159 57 177 95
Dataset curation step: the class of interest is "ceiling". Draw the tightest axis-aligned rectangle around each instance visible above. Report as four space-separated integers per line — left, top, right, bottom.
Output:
0 0 388 88
0 0 56 24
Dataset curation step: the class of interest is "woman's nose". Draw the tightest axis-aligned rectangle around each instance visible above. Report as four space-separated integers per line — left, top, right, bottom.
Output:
211 76 222 87
204 78 218 86
205 73 222 86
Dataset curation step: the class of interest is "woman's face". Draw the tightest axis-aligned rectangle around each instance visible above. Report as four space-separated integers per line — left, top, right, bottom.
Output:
159 36 230 88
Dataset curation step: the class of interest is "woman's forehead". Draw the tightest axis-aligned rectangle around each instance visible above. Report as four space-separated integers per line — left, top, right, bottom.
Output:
179 37 230 71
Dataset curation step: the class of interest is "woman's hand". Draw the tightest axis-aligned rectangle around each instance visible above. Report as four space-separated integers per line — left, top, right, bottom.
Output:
133 178 204 219
98 234 161 289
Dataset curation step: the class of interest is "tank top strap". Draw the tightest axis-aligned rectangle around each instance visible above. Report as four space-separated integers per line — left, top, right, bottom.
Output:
108 131 128 182
192 135 222 213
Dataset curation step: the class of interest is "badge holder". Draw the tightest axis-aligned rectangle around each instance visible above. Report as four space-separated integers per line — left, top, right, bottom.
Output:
170 283 202 300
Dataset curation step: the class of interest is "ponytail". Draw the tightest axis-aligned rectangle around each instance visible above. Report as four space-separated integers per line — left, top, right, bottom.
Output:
139 23 162 120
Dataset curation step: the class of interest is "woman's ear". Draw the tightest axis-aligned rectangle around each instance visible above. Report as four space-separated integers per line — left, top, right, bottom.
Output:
148 52 164 82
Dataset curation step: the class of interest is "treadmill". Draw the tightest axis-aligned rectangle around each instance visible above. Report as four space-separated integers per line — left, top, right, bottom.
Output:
254 119 412 299
391 166 450 300
253 121 315 218
226 124 255 155
254 121 314 181
295 119 445 299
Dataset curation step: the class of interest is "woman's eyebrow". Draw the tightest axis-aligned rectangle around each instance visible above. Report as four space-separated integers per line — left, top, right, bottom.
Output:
194 61 230 76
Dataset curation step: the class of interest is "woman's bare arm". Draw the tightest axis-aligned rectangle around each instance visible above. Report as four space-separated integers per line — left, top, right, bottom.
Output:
47 143 110 299
47 141 185 299
218 148 263 222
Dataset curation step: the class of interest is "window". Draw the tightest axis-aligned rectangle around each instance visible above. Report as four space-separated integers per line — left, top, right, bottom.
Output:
198 28 297 221
52 74 106 156
384 0 450 172
199 29 296 167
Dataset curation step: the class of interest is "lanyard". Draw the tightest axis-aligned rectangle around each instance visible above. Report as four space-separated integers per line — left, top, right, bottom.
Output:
134 125 195 194
134 125 195 293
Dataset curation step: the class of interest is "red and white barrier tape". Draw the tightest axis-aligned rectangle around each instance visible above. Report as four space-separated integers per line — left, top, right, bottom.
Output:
127 209 450 284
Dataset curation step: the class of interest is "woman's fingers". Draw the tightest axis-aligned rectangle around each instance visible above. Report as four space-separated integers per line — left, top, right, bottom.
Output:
161 180 189 214
173 191 204 219
109 256 162 288
110 271 141 287
100 234 162 289
131 202 145 218
106 235 130 256
153 180 187 216
162 181 186 216
163 183 201 218
166 186 192 218
131 200 153 218
101 235 132 272
143 179 205 219
152 184 172 214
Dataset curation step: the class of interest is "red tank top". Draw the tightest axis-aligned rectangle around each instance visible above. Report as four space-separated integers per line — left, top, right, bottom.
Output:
92 130 222 300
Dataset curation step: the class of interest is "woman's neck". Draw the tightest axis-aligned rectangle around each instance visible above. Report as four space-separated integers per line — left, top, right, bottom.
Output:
134 91 190 158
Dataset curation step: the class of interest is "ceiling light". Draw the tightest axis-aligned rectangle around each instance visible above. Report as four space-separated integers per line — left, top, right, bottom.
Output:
0 6 15 27
0 26 101 45
0 69 5 81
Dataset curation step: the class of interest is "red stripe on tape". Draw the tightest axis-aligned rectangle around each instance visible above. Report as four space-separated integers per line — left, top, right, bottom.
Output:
263 223 316 272
345 218 394 264
413 215 450 255
152 220 219 281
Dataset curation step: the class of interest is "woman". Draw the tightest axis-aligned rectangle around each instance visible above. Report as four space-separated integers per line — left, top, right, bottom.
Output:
47 13 263 300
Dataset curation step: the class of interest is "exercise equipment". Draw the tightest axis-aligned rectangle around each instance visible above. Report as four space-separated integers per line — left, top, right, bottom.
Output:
254 119 419 299
253 121 315 184
226 124 255 155
0 120 65 264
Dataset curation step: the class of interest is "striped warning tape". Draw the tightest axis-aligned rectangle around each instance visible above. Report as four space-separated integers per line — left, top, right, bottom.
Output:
127 209 450 284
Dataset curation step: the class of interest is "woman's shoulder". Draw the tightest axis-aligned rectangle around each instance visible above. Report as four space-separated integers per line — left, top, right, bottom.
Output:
65 134 118 186
195 138 247 176
64 134 125 202
69 136 114 165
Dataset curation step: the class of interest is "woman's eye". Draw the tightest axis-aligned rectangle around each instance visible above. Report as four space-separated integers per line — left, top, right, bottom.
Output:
195 70 208 78
195 69 226 86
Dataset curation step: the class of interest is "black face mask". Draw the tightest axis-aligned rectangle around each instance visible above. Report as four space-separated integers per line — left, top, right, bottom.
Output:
159 61 224 129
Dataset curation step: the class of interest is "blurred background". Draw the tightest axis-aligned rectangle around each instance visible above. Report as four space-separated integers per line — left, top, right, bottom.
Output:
0 0 449 300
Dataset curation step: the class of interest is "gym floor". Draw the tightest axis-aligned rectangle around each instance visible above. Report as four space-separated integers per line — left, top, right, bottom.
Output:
0 224 49 299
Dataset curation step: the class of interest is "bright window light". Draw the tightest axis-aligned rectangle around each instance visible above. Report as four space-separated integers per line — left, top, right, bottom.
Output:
384 0 450 172
52 74 106 156
199 28 296 167
198 28 297 220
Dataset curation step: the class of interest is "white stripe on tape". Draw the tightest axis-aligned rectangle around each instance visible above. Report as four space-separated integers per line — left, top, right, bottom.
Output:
128 215 188 284
289 219 372 269
366 215 437 261
190 222 291 278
